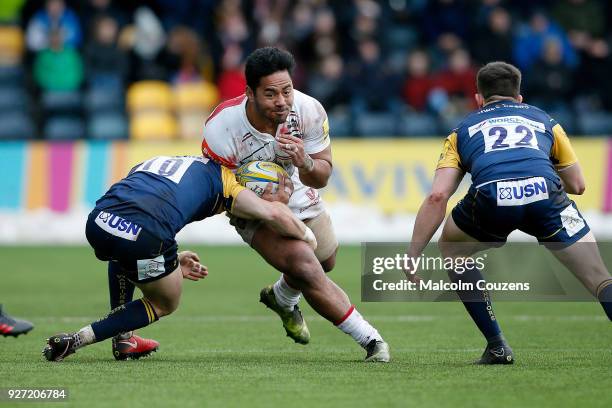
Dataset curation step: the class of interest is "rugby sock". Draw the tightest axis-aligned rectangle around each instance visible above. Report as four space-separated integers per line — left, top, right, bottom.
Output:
273 275 302 312
596 279 612 321
335 306 383 348
108 262 135 310
449 266 504 345
72 325 95 350
90 298 158 343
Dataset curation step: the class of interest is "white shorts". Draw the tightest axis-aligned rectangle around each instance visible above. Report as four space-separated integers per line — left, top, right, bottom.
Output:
229 210 338 262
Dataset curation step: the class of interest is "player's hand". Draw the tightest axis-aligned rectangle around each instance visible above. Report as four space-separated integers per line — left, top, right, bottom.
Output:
261 172 293 204
403 255 422 284
277 132 311 171
178 251 208 281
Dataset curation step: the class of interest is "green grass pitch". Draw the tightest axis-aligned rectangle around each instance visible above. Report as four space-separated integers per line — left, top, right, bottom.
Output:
0 245 610 408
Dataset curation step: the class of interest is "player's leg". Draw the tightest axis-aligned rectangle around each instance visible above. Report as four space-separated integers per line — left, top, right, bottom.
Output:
253 224 389 361
439 215 514 364
43 266 182 362
548 231 612 320
107 261 160 360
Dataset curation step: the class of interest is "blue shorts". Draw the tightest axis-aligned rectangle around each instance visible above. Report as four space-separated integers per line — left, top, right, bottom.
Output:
452 176 590 246
85 209 179 283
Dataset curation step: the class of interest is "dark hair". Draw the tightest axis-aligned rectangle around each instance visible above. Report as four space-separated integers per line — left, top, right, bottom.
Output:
245 47 295 90
476 61 521 100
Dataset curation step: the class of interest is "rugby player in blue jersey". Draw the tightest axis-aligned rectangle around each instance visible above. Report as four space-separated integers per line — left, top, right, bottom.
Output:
406 62 612 364
43 155 316 361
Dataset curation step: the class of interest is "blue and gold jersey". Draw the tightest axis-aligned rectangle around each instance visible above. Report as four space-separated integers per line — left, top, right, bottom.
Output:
437 101 578 186
95 156 245 239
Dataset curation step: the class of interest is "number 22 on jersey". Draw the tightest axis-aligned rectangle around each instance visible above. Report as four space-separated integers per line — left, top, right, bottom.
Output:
468 116 545 153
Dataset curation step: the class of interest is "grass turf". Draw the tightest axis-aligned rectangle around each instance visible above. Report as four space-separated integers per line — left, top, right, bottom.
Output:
0 245 610 408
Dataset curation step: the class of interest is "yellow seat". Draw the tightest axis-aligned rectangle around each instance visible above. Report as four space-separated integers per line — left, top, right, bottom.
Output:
174 81 219 112
127 81 173 113
0 25 24 65
178 111 210 139
130 111 177 140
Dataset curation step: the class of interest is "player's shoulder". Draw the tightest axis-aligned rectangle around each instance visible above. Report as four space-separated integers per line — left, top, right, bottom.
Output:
205 94 247 128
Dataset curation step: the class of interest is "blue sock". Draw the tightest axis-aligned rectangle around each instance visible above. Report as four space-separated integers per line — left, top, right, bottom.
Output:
91 299 158 343
596 279 612 321
108 262 135 310
448 265 505 345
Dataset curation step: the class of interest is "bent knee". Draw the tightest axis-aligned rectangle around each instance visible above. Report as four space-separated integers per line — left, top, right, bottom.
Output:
320 251 337 273
147 297 180 318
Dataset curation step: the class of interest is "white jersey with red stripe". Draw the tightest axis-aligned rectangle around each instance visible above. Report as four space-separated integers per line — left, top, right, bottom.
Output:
201 90 331 220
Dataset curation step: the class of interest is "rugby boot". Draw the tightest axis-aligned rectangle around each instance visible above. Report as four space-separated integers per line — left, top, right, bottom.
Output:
112 332 159 360
43 333 77 362
259 285 310 344
364 339 391 362
476 342 514 365
0 305 34 337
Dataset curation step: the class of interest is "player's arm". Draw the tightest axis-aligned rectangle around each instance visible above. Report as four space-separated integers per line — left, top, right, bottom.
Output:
408 167 465 258
550 124 586 195
221 167 316 248
408 133 465 258
277 100 333 188
232 190 316 249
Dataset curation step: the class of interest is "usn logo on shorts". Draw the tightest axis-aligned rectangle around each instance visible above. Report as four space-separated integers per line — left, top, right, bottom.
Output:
497 177 549 206
95 211 142 241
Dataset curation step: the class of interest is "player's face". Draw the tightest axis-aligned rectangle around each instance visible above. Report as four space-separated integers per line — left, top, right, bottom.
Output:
250 70 294 125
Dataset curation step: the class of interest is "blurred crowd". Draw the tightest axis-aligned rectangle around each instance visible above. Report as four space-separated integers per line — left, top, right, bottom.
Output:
1 0 612 139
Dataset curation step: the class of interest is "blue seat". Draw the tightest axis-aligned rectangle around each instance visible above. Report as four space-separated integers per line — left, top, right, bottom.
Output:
87 112 128 140
0 112 34 139
42 91 82 114
577 112 612 136
354 112 397 137
399 113 439 137
0 86 28 111
85 88 124 113
43 116 84 140
0 65 23 84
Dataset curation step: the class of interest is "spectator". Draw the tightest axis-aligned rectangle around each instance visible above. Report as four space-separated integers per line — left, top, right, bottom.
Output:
422 0 469 46
471 7 514 65
216 44 246 101
33 28 83 91
524 37 573 112
513 10 578 71
348 38 402 127
84 15 128 88
26 0 82 51
431 48 478 115
402 49 436 112
307 54 350 112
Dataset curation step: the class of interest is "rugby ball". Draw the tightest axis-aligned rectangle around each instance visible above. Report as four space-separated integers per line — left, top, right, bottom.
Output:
235 161 289 197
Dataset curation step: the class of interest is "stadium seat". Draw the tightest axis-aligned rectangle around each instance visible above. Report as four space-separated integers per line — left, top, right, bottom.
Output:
85 87 124 113
130 111 177 140
42 90 82 114
0 65 23 84
0 85 28 111
327 112 352 137
178 111 206 139
174 81 219 112
0 25 24 65
0 111 34 139
399 113 440 137
87 112 128 140
43 116 85 140
127 81 173 113
354 112 398 136
576 112 612 136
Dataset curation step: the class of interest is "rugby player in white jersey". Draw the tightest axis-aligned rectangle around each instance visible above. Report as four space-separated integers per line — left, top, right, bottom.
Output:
201 47 389 361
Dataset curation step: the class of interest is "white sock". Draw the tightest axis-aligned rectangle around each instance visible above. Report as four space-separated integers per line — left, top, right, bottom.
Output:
336 306 383 348
72 325 96 350
272 276 302 312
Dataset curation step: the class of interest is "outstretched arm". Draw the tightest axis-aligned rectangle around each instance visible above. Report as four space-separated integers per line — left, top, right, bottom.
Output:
231 189 317 249
408 167 465 258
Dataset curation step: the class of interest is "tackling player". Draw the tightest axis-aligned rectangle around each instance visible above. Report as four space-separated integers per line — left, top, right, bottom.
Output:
407 61 612 364
202 47 390 361
43 155 316 361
